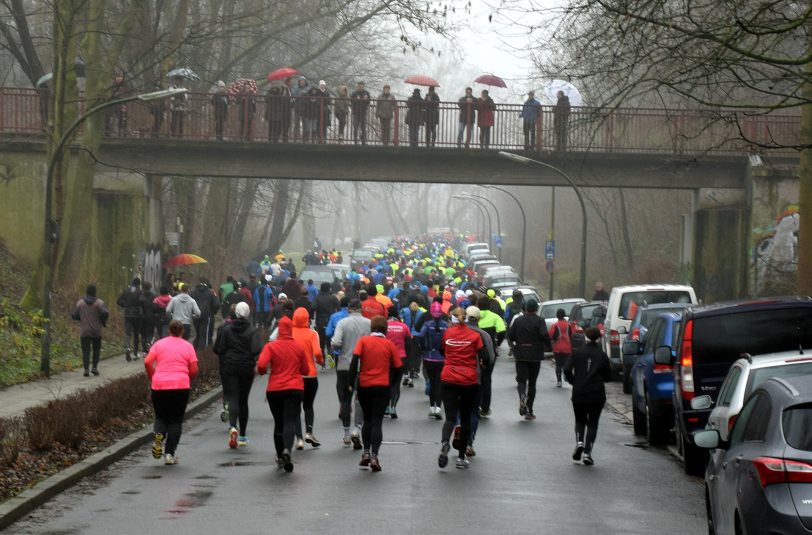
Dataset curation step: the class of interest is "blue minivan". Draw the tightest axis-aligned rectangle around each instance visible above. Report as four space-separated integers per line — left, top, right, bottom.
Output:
623 311 683 446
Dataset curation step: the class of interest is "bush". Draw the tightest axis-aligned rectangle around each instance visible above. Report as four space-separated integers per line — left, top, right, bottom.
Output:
0 417 26 465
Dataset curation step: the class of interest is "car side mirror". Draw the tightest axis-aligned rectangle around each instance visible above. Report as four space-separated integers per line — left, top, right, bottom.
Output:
693 429 726 450
617 326 627 335
690 394 713 411
653 346 673 365
622 340 640 356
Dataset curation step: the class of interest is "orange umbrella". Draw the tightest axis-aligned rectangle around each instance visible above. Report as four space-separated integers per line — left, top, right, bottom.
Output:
164 253 208 268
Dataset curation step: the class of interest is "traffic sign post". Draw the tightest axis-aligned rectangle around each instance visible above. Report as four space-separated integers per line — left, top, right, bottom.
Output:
494 235 503 248
545 240 555 260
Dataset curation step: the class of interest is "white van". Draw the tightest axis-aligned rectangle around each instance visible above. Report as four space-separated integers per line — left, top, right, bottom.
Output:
464 242 490 257
603 284 698 373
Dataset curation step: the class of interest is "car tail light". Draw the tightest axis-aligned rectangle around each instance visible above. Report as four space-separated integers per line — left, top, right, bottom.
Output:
630 327 640 341
753 457 812 487
680 320 694 401
610 329 619 346
727 414 737 434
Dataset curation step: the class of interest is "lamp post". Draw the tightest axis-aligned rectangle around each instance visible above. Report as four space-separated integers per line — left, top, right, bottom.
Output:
462 193 502 262
498 151 588 299
40 88 187 376
452 195 492 249
485 185 526 280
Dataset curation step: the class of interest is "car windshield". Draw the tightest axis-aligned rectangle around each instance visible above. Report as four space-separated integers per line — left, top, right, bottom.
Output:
619 291 692 320
782 403 812 451
746 361 812 397
300 270 335 284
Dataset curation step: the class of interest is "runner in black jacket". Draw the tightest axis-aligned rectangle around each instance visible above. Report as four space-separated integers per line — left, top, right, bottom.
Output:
507 299 551 421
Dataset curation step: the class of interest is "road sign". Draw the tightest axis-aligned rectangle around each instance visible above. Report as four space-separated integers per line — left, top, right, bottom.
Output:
545 260 555 273
545 240 555 260
494 235 503 248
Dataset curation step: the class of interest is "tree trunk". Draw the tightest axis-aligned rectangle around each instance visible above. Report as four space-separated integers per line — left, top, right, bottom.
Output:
267 179 291 254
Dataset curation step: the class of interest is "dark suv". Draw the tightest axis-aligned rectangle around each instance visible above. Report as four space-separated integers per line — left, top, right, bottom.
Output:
669 296 812 475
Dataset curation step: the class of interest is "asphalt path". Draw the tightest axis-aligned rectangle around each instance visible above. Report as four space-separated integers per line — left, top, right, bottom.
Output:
12 356 706 534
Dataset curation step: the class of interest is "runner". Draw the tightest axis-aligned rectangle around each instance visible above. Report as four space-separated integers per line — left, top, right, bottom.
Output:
290 307 324 449
331 298 371 448
418 301 448 419
256 316 309 472
507 299 551 421
549 308 573 387
348 315 403 472
464 306 495 457
384 306 412 419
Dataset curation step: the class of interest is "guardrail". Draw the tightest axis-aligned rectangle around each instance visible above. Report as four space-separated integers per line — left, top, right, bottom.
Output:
0 87 800 155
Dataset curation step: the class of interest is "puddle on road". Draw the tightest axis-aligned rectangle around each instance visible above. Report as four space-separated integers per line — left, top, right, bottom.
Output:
141 474 162 479
217 460 273 467
194 474 216 479
164 489 214 517
382 440 435 445
121 490 141 495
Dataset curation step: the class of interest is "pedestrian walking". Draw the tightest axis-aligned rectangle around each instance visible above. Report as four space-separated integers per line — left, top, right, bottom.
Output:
145 320 198 465
424 86 440 146
507 299 551 420
419 301 448 419
457 87 478 148
139 281 156 354
166 283 201 340
256 316 310 472
348 315 402 472
334 85 350 142
376 84 396 145
71 284 109 376
214 302 262 449
169 76 188 138
477 89 496 149
437 307 483 470
520 91 541 150
331 298 371 448
405 88 424 147
554 90 571 151
116 277 143 361
550 308 573 387
351 81 371 145
563 327 611 466
212 81 229 140
291 307 324 449
385 307 412 418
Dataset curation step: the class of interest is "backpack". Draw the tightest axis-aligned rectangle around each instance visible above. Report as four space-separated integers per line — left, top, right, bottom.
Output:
423 318 447 359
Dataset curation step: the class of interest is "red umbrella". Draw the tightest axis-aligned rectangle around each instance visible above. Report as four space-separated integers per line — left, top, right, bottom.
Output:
474 74 507 88
267 67 299 82
163 253 208 268
405 74 440 87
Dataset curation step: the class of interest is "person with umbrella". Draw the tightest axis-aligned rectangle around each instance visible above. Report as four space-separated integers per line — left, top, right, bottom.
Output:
457 87 478 148
477 89 496 149
521 91 541 150
554 90 571 151
351 81 371 145
376 84 396 146
405 88 425 147
169 76 188 138
424 86 440 146
212 81 229 141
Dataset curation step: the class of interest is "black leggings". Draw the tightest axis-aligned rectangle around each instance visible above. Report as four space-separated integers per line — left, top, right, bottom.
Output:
515 361 541 412
80 336 101 370
441 382 479 458
480 359 495 412
554 353 569 382
296 377 319 438
151 389 190 455
424 360 444 406
573 401 604 454
267 390 304 456
221 369 254 436
357 386 389 455
390 367 404 408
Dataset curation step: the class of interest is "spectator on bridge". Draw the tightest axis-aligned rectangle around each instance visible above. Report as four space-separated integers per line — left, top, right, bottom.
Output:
281 77 295 141
71 284 109 377
457 87 478 148
521 91 541 150
266 84 286 142
292 77 309 140
554 90 571 151
405 88 425 147
315 80 331 142
477 89 496 149
351 81 371 145
169 76 188 138
424 86 440 147
376 84 397 146
334 85 350 142
238 85 256 141
212 81 229 141
105 71 129 137
148 81 165 138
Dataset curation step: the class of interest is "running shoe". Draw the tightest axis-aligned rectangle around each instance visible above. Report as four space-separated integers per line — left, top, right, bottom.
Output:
359 452 371 467
428 406 436 419
151 433 164 459
275 456 285 468
572 442 585 461
220 402 229 422
478 408 491 418
342 434 352 447
524 412 536 421
519 397 527 416
238 436 249 447
296 438 305 450
91 368 99 376
83 369 90 377
125 349 131 362
406 378 414 388
370 455 381 472
466 446 476 457
402 376 410 387
228 427 238 449
556 380 563 388
455 457 470 470
282 449 294 472
438 441 450 468
305 433 321 447
351 431 362 450
384 405 391 418
164 454 179 465
582 453 594 466
390 407 398 419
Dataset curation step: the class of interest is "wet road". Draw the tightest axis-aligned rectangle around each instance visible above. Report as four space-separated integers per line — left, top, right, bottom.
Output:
12 357 706 534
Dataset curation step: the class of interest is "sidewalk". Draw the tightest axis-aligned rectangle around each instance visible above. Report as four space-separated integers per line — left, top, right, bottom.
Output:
0 354 146 420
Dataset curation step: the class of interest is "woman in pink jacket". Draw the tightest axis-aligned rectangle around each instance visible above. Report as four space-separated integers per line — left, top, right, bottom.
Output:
144 320 198 465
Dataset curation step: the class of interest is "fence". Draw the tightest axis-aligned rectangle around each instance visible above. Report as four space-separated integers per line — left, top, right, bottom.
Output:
0 87 801 155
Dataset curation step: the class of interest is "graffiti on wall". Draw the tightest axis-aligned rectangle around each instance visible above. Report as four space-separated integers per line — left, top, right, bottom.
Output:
753 205 798 294
136 245 162 290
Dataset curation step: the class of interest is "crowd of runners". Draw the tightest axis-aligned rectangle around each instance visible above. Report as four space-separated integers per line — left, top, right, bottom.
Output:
140 234 611 472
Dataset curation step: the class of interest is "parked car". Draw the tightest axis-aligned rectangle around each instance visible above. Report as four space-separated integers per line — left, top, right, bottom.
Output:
484 274 522 292
569 301 607 350
481 265 516 278
326 263 350 281
300 265 342 286
603 284 697 378
350 248 375 270
471 258 500 274
621 303 692 393
693 375 812 535
668 296 812 476
624 311 684 445
464 242 490 258
499 285 541 304
539 298 586 330
698 351 812 442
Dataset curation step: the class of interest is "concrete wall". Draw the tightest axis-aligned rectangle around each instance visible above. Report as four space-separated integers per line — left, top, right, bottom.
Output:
692 207 749 303
0 153 46 265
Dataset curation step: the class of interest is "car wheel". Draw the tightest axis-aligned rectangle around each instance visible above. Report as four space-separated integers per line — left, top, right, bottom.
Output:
632 399 647 436
705 486 716 535
622 364 632 394
645 392 666 446
682 430 707 476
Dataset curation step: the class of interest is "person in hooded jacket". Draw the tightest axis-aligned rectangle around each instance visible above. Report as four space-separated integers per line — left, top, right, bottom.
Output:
253 279 274 329
418 301 448 419
214 302 262 449
256 316 310 472
290 307 324 449
563 327 611 466
399 300 425 385
190 279 220 350
117 277 143 361
152 286 172 339
72 284 109 376
166 284 201 340
385 306 412 418
508 299 552 421
314 282 339 368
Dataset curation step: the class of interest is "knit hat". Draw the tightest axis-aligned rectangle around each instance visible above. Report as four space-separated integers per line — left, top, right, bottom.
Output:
235 302 250 319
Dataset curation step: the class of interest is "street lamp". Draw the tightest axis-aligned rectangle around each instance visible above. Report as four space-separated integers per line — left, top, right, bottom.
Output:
498 151 588 299
460 193 502 262
486 186 526 280
452 195 492 249
40 87 187 376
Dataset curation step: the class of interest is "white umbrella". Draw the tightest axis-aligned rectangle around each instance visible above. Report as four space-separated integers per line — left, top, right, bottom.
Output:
166 67 200 81
540 80 583 107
